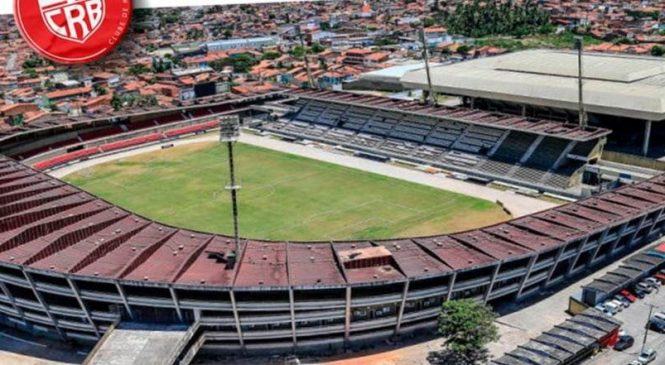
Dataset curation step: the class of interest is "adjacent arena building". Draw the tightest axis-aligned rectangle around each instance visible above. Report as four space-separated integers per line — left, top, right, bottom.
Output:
400 50 665 156
1 89 665 360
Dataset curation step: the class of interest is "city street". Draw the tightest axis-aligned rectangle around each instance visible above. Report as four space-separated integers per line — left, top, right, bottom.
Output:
586 284 665 365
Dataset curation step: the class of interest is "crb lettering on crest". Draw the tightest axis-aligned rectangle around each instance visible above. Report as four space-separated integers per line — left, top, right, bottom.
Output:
39 0 105 43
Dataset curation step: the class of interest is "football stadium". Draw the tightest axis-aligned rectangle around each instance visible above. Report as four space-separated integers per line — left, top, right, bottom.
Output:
1 86 665 362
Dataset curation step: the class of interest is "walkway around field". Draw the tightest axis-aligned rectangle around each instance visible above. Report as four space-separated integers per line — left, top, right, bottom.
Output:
50 133 558 218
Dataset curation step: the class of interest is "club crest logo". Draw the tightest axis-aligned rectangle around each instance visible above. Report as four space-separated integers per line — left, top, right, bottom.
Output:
39 0 106 43
14 0 132 64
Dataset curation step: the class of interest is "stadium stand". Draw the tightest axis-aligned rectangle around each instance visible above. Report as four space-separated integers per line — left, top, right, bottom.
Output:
99 133 164 153
0 147 664 354
254 89 611 196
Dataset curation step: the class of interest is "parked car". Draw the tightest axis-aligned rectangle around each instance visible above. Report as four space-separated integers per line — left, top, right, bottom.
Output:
604 301 621 315
638 348 657 364
620 289 638 303
614 335 634 351
655 272 665 284
613 295 631 308
649 318 665 333
644 277 661 288
653 312 665 322
595 303 611 316
632 288 647 299
636 282 654 294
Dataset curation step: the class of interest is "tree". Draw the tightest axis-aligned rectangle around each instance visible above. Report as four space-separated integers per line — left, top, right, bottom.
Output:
209 53 258 73
457 45 472 55
223 29 233 39
429 300 499 365
423 17 436 28
262 51 281 60
290 46 306 58
9 114 24 127
129 64 149 76
311 43 325 54
443 0 550 38
93 84 107 95
651 46 665 57
111 95 123 111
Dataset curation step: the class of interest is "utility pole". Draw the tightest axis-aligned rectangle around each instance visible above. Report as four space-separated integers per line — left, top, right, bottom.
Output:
574 36 587 129
419 27 436 106
295 25 317 89
642 304 655 353
220 115 242 266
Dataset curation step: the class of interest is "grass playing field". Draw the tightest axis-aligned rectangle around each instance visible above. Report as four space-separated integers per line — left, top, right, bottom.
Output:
64 142 510 241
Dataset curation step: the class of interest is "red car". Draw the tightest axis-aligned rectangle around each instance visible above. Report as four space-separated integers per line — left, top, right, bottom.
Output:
620 289 638 303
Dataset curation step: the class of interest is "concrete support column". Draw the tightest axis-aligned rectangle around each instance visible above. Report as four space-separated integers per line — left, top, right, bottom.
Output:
446 273 457 302
22 270 66 340
344 287 352 341
608 223 630 255
644 208 665 239
169 287 183 322
484 264 502 303
229 290 244 347
517 256 538 298
545 246 566 285
0 281 26 322
67 277 100 338
629 215 649 247
288 287 297 347
394 280 410 335
568 236 591 276
590 230 610 263
643 120 652 156
521 104 527 117
115 282 134 320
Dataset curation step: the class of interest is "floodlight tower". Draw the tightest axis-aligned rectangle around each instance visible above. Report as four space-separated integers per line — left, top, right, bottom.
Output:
220 115 242 259
419 27 436 106
295 25 317 89
574 36 587 129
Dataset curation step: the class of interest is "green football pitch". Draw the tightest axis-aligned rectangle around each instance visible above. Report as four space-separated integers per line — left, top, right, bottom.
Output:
64 142 510 241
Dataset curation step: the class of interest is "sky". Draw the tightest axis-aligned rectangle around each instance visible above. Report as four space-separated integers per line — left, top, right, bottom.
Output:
0 0 302 15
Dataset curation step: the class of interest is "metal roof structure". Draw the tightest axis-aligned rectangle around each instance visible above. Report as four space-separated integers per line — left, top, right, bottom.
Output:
289 89 610 142
493 308 621 365
400 50 665 121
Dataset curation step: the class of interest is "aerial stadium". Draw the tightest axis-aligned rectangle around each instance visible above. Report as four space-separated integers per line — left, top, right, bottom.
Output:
2 82 665 363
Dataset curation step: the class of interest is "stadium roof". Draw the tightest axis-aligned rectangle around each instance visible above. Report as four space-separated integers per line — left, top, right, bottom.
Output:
289 89 610 141
2 155 665 288
358 62 440 84
400 50 665 121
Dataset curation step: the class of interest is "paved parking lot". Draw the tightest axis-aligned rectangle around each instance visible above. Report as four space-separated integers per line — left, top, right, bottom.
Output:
585 282 665 365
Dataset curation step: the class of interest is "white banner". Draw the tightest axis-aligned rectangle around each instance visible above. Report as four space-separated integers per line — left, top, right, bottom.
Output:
0 0 305 15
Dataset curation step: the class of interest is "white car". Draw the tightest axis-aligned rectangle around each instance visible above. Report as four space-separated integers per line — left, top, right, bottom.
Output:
603 301 621 315
645 277 661 287
638 348 657 364
636 282 654 293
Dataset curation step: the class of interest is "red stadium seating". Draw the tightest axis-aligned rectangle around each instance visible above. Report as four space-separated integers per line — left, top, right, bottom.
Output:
34 147 100 170
99 133 163 153
164 121 219 138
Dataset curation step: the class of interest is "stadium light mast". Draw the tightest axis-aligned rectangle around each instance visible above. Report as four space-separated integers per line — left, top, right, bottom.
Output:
574 36 587 129
419 27 436 106
295 25 317 89
220 115 242 263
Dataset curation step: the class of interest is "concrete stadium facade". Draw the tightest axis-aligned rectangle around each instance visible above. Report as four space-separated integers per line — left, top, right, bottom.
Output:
1 103 665 357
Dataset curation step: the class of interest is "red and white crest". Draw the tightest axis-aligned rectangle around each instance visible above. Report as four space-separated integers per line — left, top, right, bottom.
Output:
38 0 105 43
15 0 131 64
